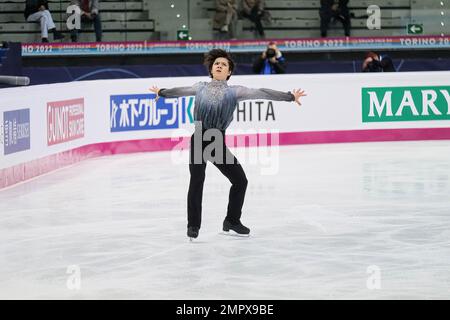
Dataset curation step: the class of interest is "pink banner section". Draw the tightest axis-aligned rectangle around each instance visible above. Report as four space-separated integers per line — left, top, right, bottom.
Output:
2 128 450 189
47 98 85 146
278 128 450 145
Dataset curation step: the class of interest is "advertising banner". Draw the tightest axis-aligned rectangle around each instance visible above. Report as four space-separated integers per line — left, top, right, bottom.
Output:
47 98 85 146
1 71 449 188
21 36 450 57
3 108 30 155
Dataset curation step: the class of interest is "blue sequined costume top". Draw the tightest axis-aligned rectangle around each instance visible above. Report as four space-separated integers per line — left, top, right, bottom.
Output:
159 79 295 130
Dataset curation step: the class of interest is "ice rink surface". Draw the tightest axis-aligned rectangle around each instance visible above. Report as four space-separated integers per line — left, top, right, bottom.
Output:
0 140 449 299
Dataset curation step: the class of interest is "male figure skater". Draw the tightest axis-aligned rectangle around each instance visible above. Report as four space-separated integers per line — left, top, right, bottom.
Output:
150 49 306 240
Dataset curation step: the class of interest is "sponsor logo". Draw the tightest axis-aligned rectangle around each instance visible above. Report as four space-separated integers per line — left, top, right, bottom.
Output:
47 98 85 146
235 101 276 122
3 109 30 155
362 86 450 122
110 94 194 132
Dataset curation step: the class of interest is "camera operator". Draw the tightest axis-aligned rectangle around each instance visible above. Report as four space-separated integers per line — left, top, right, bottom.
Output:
253 42 286 74
362 51 395 72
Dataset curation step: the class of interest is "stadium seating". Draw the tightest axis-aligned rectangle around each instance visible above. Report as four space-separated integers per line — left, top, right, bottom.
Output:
0 0 447 42
0 0 156 42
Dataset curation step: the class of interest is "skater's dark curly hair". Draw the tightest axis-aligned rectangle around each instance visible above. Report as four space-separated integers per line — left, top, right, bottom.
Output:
204 49 235 80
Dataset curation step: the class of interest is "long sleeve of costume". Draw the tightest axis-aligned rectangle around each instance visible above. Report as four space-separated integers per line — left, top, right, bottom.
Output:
233 85 294 102
158 80 293 130
158 82 201 98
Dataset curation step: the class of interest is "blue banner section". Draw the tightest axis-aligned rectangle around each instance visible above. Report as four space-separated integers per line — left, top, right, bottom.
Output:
110 94 194 132
3 108 30 155
21 59 450 86
0 43 22 77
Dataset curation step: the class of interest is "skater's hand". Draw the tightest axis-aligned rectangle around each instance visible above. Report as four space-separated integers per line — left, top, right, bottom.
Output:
292 89 307 106
149 86 160 101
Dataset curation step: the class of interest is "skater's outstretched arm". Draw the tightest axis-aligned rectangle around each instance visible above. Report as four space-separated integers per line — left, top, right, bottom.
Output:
233 86 307 106
149 82 201 99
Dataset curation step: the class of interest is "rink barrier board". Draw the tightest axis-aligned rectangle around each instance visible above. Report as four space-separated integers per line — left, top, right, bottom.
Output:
2 127 450 189
1 72 449 189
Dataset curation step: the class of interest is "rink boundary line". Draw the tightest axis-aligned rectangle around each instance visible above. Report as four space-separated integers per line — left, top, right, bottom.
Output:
2 127 450 190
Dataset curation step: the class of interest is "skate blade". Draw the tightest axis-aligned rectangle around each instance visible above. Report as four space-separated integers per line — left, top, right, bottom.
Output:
221 230 250 237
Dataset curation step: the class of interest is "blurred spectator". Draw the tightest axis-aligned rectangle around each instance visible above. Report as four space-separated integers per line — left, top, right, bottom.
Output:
70 0 102 42
241 0 267 39
319 0 351 37
213 0 238 40
24 0 65 43
362 51 396 72
253 42 286 74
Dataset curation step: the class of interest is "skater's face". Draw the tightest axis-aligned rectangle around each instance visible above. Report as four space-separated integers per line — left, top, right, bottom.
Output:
211 57 231 81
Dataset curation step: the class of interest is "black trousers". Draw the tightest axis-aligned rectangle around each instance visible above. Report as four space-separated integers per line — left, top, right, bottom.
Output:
188 129 248 228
